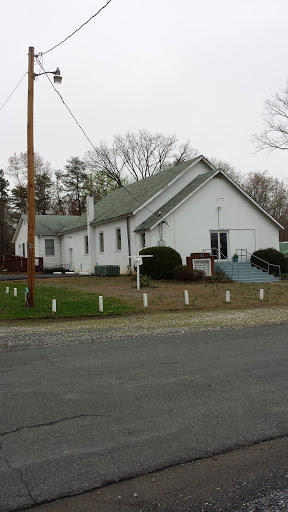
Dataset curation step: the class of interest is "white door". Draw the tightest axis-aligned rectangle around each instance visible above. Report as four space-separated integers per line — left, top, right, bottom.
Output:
69 248 73 271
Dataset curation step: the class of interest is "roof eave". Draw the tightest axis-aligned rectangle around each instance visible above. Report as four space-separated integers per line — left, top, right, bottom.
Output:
91 213 132 227
12 214 26 243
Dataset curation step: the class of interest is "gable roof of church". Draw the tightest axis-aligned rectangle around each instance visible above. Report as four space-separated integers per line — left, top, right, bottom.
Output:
60 156 203 233
89 156 205 226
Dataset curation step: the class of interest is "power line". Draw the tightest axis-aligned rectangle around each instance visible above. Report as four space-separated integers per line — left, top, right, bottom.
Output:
37 59 97 151
0 72 27 112
40 0 112 56
36 59 154 215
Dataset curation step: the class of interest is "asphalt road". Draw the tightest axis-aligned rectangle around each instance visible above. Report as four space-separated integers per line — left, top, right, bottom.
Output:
1 324 288 511
24 436 288 512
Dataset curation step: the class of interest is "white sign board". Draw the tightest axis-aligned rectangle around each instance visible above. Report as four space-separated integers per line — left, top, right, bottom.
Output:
192 259 211 276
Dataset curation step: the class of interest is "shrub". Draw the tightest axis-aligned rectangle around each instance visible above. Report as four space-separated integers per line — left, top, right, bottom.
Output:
209 271 232 282
251 248 288 274
140 246 182 280
43 267 67 274
140 274 152 287
173 265 205 281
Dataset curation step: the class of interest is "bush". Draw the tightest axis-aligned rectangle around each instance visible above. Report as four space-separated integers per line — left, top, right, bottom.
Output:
173 265 205 281
140 246 182 280
208 271 232 282
43 267 67 274
140 274 152 287
251 248 288 274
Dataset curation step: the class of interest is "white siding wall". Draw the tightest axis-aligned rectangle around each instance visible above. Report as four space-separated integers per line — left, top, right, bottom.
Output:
146 175 279 263
95 218 131 274
135 160 211 227
14 219 28 256
39 236 61 268
61 229 89 273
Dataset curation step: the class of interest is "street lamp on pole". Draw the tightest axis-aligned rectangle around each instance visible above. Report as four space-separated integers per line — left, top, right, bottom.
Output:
26 46 62 308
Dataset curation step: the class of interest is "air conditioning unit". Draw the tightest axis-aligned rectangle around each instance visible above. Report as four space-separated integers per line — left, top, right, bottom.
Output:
95 265 120 276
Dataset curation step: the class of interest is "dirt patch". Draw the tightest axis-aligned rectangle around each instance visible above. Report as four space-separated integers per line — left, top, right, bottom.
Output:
37 275 288 313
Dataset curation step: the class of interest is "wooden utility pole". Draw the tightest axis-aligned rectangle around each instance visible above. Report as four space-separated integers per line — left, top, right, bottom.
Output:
27 46 35 307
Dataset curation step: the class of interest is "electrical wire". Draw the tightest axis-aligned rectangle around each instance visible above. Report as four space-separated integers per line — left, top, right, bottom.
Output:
36 58 155 215
40 0 112 56
0 72 27 112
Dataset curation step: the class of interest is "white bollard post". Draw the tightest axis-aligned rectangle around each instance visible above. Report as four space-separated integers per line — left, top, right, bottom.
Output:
260 289 264 301
143 293 148 307
52 299 56 313
226 291 230 303
184 289 189 305
6 287 9 294
14 288 17 297
99 295 103 312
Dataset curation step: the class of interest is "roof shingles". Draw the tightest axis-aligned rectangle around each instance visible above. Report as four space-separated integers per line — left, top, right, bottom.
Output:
31 157 207 234
90 157 200 226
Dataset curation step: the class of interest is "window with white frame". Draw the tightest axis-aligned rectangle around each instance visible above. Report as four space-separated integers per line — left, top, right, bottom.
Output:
22 242 26 257
99 232 104 253
45 239 55 256
84 235 89 255
116 228 121 250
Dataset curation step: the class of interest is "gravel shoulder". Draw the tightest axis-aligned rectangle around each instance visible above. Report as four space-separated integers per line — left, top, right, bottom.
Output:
1 306 288 351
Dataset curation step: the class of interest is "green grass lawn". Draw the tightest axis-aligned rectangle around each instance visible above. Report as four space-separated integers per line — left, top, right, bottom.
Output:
0 282 135 320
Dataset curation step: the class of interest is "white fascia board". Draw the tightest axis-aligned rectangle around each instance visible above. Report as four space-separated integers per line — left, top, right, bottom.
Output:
12 215 25 243
58 226 87 235
132 155 215 216
221 171 284 229
148 171 219 231
38 234 61 238
91 214 129 227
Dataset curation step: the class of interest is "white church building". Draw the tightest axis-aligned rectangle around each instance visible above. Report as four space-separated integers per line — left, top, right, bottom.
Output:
13 155 283 275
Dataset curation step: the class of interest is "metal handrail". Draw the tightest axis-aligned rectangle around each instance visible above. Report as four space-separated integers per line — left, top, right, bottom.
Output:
236 248 281 280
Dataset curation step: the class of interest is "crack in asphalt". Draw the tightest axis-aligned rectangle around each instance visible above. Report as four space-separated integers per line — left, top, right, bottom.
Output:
19 433 288 512
0 412 112 437
2 448 36 505
0 357 60 374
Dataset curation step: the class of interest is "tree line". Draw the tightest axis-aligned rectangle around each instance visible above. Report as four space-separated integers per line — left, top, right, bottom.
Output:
1 129 288 255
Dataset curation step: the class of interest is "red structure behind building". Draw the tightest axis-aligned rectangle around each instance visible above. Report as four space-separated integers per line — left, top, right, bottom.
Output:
0 255 43 273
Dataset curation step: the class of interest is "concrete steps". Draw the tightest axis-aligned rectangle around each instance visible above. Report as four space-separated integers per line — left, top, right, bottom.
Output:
214 261 280 283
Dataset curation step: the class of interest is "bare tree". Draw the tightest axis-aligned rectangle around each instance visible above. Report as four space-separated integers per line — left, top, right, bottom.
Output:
172 140 197 166
242 171 288 241
85 141 127 188
252 82 288 152
208 156 242 183
85 130 197 187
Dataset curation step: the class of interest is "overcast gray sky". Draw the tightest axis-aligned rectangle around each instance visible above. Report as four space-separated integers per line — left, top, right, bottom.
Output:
1 0 288 179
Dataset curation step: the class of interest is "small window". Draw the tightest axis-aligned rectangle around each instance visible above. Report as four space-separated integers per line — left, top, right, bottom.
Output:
116 228 121 250
22 242 26 257
141 232 146 248
45 239 55 256
84 235 89 255
99 232 104 253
